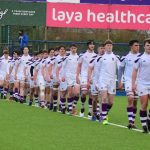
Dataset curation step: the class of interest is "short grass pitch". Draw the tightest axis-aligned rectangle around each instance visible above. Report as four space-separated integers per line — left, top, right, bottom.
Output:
0 96 149 150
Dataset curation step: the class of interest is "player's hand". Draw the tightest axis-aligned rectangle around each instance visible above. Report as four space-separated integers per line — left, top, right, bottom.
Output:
132 84 137 92
6 74 10 81
44 75 47 81
61 77 65 82
50 75 53 79
47 76 51 83
14 75 17 81
118 82 123 89
88 78 93 84
24 75 28 81
76 76 80 84
33 76 36 83
56 78 60 84
31 76 34 80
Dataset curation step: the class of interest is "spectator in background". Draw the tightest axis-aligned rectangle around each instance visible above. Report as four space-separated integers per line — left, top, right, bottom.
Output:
18 30 29 53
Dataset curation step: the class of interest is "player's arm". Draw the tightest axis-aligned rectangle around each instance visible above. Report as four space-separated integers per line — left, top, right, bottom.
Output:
56 61 62 82
41 63 46 80
48 63 54 79
6 63 11 81
33 67 38 83
88 65 94 84
14 63 19 80
76 62 81 84
132 58 140 92
117 56 125 89
132 68 138 92
23 63 28 80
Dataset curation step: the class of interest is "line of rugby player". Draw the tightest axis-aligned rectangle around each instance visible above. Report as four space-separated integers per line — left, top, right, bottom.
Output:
0 39 150 133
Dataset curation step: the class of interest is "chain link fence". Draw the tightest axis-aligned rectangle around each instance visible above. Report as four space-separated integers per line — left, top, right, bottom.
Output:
0 40 144 56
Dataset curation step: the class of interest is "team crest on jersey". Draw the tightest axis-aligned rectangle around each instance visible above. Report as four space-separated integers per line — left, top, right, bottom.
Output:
112 58 114 61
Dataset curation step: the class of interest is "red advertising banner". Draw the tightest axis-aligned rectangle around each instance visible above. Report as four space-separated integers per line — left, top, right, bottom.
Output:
46 3 150 30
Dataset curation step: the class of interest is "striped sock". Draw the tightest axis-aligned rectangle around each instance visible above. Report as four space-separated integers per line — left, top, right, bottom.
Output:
53 95 58 108
88 98 92 114
34 94 38 105
96 103 100 115
10 91 13 98
73 96 79 108
102 103 108 120
0 86 3 94
68 97 73 112
13 88 18 98
20 96 24 103
127 107 133 124
148 110 150 120
61 97 66 110
140 110 147 128
3 88 8 97
132 107 137 124
107 104 113 113
81 97 86 109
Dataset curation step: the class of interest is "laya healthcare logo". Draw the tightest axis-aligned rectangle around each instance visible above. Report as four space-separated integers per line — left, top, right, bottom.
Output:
0 9 8 20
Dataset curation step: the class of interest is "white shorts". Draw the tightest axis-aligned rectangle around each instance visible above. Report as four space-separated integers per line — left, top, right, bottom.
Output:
59 81 67 91
125 81 138 98
0 73 6 81
90 83 98 96
46 81 53 88
37 77 45 86
98 79 116 95
137 84 150 96
80 76 88 91
16 74 25 82
29 79 37 88
125 81 134 96
66 75 76 87
52 76 59 86
9 75 15 83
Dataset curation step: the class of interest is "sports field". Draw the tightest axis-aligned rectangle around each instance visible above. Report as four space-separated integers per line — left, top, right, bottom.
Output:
0 96 149 150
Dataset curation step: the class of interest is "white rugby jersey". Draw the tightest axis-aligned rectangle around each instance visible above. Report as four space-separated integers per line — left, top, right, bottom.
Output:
134 52 150 85
1 55 11 59
25 58 39 77
78 50 97 77
16 55 31 75
50 55 64 78
0 57 11 74
36 58 47 78
8 57 20 76
89 55 101 82
58 53 79 78
98 52 120 81
42 56 53 77
120 52 141 82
